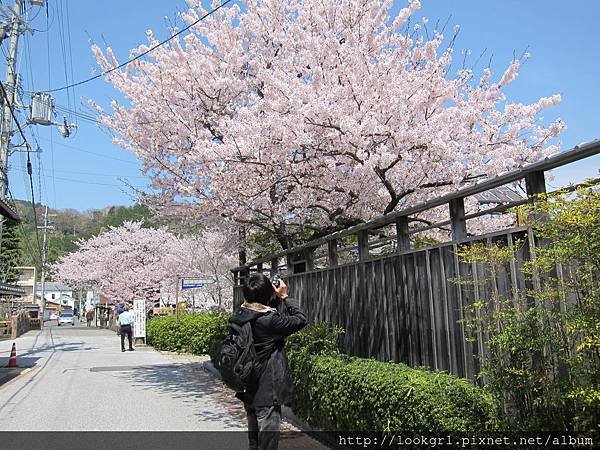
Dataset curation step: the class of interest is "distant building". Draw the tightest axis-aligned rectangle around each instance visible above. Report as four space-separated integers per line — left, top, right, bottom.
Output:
35 282 73 303
35 282 76 319
15 267 37 305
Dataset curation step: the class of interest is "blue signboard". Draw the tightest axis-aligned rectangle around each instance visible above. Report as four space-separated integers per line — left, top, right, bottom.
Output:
181 277 216 290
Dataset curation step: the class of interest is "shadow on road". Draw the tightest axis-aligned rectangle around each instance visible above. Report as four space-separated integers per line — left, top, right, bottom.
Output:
0 356 40 369
17 342 99 357
111 361 245 428
108 361 330 449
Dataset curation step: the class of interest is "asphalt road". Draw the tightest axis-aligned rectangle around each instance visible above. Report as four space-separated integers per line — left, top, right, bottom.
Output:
0 323 329 450
0 323 247 431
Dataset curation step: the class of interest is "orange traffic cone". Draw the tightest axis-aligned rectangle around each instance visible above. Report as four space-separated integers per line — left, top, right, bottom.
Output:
6 342 17 368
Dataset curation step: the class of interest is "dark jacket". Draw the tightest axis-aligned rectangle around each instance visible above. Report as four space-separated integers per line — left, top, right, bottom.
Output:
231 297 307 407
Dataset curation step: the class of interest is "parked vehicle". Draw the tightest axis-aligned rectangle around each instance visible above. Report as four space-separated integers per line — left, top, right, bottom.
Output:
58 312 75 326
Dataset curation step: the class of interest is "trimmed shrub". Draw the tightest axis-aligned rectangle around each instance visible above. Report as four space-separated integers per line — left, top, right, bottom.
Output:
291 352 498 433
286 324 498 433
147 312 229 354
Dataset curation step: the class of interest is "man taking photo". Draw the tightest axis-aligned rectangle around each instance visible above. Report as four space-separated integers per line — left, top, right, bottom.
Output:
231 273 307 450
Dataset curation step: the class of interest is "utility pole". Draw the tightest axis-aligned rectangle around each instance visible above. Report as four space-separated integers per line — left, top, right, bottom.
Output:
38 205 54 321
0 0 24 245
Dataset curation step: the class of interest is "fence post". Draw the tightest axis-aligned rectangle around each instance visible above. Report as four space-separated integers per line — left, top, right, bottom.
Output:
240 266 250 285
328 239 338 267
256 262 263 273
396 216 410 252
238 226 247 266
270 258 279 276
305 247 315 271
358 229 369 261
525 170 547 198
286 253 294 275
449 197 467 241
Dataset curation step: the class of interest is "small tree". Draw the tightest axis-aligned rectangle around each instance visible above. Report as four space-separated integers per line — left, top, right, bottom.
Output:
0 218 23 283
457 186 600 434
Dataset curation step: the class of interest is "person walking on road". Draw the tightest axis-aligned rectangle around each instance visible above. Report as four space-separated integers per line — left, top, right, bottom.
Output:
232 273 307 450
85 310 94 327
118 305 135 352
115 302 125 336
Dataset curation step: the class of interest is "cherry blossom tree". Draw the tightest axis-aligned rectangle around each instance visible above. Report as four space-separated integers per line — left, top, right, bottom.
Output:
92 0 564 249
52 221 236 309
171 229 238 310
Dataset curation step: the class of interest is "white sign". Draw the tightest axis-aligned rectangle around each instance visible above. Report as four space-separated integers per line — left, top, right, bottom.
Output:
133 299 146 339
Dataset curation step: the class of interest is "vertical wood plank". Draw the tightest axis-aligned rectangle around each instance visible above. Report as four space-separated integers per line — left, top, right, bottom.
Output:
425 249 439 370
439 246 454 374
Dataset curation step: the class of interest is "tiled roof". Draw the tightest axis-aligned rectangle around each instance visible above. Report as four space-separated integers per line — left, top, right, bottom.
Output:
0 282 26 296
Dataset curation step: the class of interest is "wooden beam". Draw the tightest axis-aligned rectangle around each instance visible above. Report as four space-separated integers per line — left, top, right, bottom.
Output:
231 140 600 272
449 198 467 241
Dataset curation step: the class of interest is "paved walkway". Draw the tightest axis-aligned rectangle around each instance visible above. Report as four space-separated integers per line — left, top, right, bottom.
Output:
0 323 327 449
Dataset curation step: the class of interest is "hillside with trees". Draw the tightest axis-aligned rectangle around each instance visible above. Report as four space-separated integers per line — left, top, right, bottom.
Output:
1 201 154 281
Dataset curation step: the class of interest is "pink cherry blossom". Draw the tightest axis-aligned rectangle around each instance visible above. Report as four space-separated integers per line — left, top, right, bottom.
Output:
92 0 564 249
52 221 237 309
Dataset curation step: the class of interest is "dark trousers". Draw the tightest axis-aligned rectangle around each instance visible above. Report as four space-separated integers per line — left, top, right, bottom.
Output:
120 324 133 350
244 404 281 450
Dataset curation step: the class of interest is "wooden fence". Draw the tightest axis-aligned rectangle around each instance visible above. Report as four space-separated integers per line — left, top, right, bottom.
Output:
231 140 600 379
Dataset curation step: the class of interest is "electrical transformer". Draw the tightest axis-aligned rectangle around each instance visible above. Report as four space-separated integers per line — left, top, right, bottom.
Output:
30 92 54 126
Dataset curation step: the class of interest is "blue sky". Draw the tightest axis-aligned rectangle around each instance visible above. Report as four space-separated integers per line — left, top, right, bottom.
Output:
4 0 599 211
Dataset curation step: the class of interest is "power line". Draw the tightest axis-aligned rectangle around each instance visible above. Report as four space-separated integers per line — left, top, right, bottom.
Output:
35 136 140 165
39 0 234 93
38 173 145 188
25 151 42 254
14 164 148 179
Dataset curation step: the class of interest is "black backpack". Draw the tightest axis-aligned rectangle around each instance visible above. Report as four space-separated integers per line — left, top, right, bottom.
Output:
218 319 259 392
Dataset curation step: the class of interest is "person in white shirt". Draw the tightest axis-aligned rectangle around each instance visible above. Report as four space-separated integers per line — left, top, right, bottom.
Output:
117 305 135 352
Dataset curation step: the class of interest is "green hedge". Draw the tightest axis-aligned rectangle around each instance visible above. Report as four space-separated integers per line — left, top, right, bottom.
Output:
149 315 499 433
147 312 229 355
287 325 498 433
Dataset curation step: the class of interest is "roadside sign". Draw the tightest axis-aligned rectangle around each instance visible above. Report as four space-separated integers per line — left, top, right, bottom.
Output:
133 299 146 340
153 307 172 316
181 277 216 289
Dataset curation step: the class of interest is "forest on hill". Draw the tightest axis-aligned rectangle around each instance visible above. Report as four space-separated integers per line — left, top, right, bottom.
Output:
0 201 153 283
